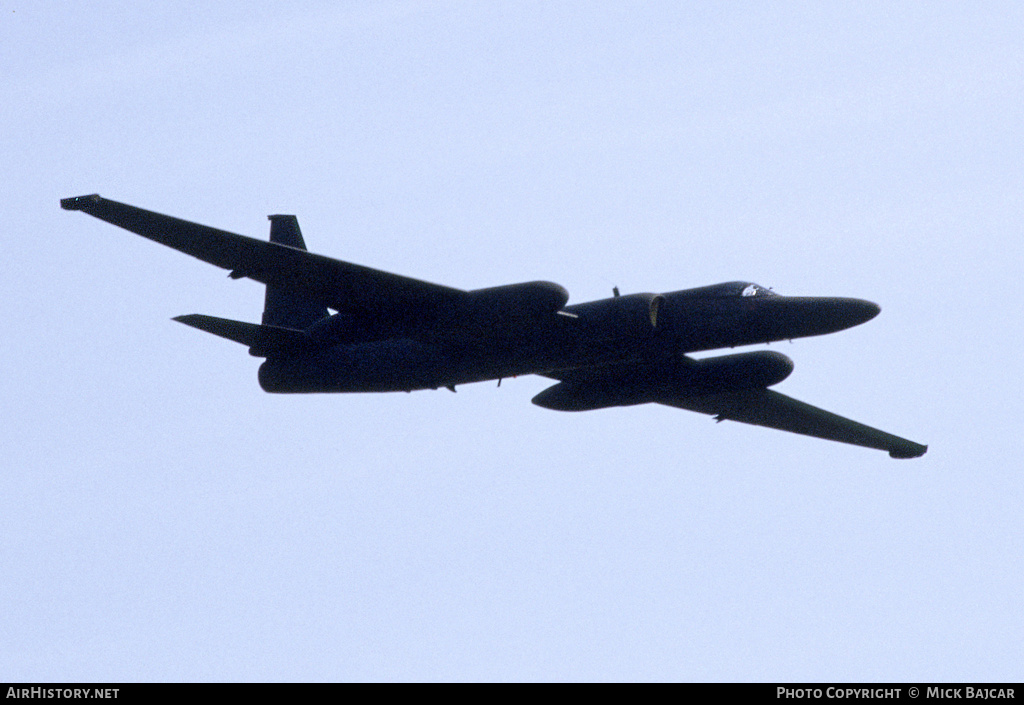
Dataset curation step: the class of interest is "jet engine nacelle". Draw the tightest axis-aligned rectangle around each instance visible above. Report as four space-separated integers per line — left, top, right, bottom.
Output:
460 281 570 326
532 350 793 411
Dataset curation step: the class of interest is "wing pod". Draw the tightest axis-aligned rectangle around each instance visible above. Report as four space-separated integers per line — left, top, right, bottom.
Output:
532 378 652 411
678 350 794 394
466 281 569 315
455 281 570 329
533 351 793 411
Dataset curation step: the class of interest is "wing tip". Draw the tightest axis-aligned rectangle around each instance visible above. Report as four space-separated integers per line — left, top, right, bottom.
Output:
61 193 102 211
889 443 928 459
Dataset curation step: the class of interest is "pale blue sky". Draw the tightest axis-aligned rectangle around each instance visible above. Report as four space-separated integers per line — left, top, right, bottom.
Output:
2 1 1021 681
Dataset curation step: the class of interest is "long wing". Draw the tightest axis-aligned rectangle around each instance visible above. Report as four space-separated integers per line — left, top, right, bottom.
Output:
61 194 467 316
660 388 927 458
541 360 927 458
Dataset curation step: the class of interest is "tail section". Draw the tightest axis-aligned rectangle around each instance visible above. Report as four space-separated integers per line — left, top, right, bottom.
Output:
262 215 328 328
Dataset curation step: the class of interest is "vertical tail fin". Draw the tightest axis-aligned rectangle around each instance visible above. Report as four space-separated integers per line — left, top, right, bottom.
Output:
262 215 328 329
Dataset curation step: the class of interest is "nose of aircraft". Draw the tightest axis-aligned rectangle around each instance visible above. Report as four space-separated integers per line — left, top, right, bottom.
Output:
806 297 881 335
831 297 881 328
763 296 881 340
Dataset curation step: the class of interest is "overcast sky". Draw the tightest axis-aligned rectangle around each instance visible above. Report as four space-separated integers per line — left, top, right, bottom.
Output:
3 1 1022 681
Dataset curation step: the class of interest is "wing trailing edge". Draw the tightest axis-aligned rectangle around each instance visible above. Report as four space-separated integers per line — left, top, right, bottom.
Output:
660 388 927 458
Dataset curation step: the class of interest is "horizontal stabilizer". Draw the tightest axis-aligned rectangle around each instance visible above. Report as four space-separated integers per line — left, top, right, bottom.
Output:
173 314 309 357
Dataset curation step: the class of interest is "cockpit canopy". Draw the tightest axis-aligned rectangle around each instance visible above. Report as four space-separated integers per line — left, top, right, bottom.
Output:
669 281 777 299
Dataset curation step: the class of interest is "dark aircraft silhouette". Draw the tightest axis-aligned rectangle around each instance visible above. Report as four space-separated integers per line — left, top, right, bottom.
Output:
62 194 926 458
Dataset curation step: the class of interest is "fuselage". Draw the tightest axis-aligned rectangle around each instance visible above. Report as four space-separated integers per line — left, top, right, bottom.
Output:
257 281 880 394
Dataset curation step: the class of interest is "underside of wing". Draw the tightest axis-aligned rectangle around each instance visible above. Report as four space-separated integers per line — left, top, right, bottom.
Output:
659 388 927 458
61 194 467 317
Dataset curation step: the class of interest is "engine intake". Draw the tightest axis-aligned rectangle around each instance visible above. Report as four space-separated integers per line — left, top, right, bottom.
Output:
571 292 667 341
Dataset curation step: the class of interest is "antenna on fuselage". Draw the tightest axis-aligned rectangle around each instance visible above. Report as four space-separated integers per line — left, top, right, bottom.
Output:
612 286 620 297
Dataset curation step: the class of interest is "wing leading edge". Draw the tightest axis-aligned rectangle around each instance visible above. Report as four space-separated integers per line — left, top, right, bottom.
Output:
660 388 927 458
61 194 467 316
